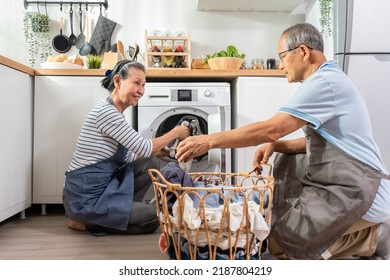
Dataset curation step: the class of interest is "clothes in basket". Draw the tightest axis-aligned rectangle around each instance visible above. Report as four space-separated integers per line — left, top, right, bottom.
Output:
152 162 273 260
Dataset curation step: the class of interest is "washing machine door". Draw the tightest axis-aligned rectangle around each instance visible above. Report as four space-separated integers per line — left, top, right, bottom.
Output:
207 106 227 166
140 106 229 172
143 107 209 163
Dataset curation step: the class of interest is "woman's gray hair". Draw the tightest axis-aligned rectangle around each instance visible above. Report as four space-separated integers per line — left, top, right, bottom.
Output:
282 23 324 52
101 60 145 92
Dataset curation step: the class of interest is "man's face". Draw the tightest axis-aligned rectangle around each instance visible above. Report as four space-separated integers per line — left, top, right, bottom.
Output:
277 35 303 83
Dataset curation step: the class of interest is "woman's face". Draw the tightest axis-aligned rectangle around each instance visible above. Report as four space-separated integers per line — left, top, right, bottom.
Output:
117 67 146 108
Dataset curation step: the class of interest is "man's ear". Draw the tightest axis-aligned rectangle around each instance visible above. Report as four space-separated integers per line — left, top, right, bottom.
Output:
301 45 312 62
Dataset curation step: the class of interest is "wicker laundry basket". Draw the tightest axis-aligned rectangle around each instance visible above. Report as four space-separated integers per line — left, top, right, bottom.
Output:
148 164 274 260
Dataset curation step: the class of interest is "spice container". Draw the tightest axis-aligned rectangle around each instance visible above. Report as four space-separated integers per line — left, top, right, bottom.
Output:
251 58 264 69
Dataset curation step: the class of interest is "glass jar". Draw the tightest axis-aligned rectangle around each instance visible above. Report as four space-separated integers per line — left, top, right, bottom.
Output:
251 58 264 69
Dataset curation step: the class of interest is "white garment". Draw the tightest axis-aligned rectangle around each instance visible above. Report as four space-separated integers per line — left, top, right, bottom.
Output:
170 194 270 250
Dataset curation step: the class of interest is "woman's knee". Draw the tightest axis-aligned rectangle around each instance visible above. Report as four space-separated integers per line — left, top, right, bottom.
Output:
129 201 157 225
133 156 160 175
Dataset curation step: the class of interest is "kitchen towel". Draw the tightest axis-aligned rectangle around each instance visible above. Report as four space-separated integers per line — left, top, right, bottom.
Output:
89 15 117 55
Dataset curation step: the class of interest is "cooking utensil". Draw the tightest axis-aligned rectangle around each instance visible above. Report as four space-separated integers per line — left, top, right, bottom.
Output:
76 5 85 49
111 43 118 52
68 6 77 46
127 43 140 61
132 43 139 60
79 12 97 56
52 16 71 53
117 40 125 60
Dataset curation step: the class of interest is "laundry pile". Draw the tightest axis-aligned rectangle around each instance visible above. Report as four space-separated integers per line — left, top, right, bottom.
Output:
152 162 273 260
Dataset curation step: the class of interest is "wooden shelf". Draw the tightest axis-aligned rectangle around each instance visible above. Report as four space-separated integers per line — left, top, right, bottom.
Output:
145 30 191 70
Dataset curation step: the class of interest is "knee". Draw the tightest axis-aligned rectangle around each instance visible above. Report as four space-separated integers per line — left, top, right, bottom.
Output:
148 156 160 169
129 201 157 225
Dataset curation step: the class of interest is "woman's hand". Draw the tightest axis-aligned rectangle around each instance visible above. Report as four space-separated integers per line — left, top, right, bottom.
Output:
172 125 191 140
253 142 275 174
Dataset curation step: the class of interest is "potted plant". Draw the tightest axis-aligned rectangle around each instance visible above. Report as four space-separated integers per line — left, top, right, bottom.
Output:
86 55 102 69
319 0 333 38
23 11 52 67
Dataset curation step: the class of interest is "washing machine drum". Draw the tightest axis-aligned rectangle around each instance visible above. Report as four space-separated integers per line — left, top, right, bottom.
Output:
156 114 208 161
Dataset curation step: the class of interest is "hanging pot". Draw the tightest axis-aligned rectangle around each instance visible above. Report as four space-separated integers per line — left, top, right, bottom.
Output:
79 12 97 56
52 16 70 53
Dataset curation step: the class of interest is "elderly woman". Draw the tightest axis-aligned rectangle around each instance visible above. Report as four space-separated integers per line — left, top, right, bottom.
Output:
63 60 190 235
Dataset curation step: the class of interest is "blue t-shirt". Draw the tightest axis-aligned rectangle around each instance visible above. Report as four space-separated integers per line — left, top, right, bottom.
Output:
279 60 390 223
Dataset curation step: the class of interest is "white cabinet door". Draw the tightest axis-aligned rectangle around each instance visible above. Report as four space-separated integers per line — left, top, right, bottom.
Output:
33 76 134 204
232 77 302 172
0 64 32 222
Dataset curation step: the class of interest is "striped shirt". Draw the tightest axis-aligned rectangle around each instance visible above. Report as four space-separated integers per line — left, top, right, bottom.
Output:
68 100 152 171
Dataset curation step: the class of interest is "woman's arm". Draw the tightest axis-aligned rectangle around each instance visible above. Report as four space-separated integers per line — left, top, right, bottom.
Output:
150 126 190 156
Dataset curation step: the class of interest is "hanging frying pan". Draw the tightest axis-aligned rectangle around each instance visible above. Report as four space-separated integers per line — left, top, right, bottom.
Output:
52 16 71 53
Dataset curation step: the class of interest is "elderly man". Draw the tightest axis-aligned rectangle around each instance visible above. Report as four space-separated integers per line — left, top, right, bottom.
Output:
176 23 390 260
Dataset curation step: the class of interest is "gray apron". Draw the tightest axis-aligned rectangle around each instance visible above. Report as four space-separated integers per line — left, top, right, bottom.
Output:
63 140 134 232
271 125 387 259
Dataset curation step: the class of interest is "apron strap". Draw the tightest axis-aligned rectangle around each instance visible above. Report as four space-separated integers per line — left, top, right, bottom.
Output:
380 172 390 180
106 96 114 105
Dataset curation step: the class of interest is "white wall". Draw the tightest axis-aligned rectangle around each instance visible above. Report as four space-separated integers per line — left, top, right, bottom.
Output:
0 0 305 67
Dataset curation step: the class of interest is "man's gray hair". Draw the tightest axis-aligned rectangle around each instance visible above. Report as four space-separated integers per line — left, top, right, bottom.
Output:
282 23 324 52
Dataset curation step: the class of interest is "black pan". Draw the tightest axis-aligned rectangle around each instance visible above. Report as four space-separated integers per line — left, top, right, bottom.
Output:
52 16 70 53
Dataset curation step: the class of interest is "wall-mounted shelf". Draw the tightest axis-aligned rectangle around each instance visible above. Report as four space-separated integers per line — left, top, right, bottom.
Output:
145 30 191 70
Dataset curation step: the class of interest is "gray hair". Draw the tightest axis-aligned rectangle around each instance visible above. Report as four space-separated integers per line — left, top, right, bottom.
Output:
282 23 324 52
101 60 145 92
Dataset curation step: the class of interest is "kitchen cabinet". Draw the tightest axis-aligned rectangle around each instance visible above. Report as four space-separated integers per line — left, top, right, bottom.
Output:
197 0 305 12
231 77 303 172
0 64 33 222
33 76 134 207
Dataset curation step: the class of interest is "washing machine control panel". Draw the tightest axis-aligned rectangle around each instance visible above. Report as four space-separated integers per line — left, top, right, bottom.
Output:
171 89 198 102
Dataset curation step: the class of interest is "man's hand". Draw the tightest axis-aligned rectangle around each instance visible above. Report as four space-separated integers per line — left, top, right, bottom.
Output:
253 143 275 175
175 135 209 162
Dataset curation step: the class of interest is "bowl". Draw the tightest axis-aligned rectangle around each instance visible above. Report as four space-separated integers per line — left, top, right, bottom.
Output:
207 57 243 70
40 62 83 69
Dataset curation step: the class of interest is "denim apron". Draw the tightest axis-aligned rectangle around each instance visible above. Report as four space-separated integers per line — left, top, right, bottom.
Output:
271 125 388 259
63 97 134 231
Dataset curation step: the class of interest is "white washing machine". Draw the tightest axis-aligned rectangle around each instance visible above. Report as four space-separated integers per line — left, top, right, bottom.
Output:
137 82 231 175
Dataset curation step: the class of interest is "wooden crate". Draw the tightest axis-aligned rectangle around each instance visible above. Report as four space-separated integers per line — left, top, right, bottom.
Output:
145 30 191 69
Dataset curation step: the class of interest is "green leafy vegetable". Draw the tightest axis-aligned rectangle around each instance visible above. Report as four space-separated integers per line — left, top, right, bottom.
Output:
203 45 245 64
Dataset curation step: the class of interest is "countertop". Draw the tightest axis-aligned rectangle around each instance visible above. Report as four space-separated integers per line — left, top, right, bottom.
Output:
1 56 285 82
0 55 35 76
34 68 285 82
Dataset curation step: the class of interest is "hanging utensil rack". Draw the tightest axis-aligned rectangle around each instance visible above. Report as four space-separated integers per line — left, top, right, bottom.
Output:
24 0 109 10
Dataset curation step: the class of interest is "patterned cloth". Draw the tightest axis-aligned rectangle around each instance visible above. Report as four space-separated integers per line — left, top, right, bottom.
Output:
89 15 117 54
